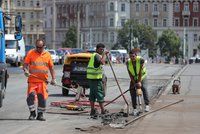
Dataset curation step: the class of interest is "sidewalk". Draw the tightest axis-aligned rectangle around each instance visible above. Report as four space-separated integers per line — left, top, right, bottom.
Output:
124 64 200 134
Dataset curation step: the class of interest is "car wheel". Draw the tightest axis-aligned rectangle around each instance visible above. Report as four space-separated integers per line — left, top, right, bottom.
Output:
62 84 69 96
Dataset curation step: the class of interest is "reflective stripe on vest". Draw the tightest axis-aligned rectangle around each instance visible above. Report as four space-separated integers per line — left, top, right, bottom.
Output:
86 53 103 79
128 56 147 81
29 69 48 74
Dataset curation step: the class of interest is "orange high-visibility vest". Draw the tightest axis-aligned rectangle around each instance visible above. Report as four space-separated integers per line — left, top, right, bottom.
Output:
24 49 54 82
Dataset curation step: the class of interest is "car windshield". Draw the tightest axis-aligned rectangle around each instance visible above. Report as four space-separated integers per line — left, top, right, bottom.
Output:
6 40 17 49
110 51 120 57
56 50 63 55
71 48 84 54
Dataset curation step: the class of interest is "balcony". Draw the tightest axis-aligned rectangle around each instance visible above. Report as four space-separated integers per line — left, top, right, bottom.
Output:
182 11 190 16
152 11 160 17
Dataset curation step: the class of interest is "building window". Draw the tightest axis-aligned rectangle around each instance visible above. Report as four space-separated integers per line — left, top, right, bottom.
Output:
30 12 34 19
51 7 53 14
110 32 114 42
184 18 189 26
4 1 8 9
144 18 148 25
30 1 33 6
184 3 189 11
30 25 34 31
22 12 25 18
163 19 167 27
121 19 126 26
194 34 198 42
136 3 140 12
163 4 167 12
121 3 125 12
153 19 158 27
174 18 179 26
22 24 25 31
174 2 180 12
110 2 114 11
17 0 20 6
36 1 40 7
110 18 114 27
22 1 25 6
144 4 148 12
193 18 198 27
193 2 199 12
153 4 158 11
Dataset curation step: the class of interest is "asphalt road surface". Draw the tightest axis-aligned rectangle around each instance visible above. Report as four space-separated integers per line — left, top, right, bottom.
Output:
0 63 183 134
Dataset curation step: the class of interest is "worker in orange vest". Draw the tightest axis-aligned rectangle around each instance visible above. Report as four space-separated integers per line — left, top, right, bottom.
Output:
23 39 56 121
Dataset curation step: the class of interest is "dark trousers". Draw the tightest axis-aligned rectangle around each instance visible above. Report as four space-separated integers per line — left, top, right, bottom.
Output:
129 78 149 109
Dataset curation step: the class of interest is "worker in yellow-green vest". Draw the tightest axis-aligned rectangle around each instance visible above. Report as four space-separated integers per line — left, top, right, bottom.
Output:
87 43 109 118
126 48 150 116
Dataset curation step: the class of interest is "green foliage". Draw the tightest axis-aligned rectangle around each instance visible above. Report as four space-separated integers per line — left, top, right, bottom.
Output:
116 19 156 57
62 26 77 48
157 29 181 58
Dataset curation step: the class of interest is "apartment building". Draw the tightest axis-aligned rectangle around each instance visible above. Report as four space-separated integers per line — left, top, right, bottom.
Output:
130 0 200 58
3 0 45 46
43 0 130 49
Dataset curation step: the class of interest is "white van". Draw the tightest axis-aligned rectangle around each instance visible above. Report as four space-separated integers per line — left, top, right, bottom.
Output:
5 34 25 66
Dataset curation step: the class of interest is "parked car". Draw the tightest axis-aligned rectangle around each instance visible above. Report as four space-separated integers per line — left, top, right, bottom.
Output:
110 50 123 63
56 49 65 64
62 52 107 96
47 49 59 65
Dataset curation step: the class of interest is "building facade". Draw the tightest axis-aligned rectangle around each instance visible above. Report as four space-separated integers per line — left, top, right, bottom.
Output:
43 0 131 49
3 0 45 46
130 0 200 58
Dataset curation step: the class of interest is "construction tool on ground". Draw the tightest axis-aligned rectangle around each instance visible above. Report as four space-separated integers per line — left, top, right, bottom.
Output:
135 85 143 115
105 53 129 116
27 73 87 101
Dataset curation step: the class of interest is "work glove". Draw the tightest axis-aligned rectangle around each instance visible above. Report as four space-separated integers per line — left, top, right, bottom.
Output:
50 79 57 85
24 69 30 77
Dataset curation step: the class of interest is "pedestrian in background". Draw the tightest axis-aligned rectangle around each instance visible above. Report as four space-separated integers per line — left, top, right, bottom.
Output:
87 43 109 117
126 48 150 116
23 39 56 121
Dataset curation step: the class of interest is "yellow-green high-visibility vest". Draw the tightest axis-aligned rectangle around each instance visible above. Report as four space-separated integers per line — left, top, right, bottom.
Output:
127 56 147 81
87 53 103 79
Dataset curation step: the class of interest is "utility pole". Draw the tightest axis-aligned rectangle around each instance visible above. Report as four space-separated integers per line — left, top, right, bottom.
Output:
129 25 133 52
76 6 80 48
89 28 92 48
183 28 186 59
52 0 56 49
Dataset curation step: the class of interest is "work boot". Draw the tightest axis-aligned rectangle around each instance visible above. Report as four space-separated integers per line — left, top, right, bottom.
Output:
145 105 150 112
90 108 98 119
101 109 109 115
132 109 139 116
28 111 36 120
36 112 46 121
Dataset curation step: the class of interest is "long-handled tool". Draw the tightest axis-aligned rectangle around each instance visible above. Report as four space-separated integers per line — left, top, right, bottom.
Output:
105 54 129 116
27 73 87 100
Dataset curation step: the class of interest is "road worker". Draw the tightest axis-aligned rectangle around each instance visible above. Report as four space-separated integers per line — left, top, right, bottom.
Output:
87 43 109 118
126 48 150 116
23 39 56 121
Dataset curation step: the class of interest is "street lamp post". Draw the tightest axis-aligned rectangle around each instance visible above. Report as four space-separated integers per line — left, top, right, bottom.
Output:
129 25 133 52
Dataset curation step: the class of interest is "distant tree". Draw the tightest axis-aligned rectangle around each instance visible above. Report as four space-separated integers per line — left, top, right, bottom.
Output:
157 29 181 58
62 26 77 48
115 20 157 57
